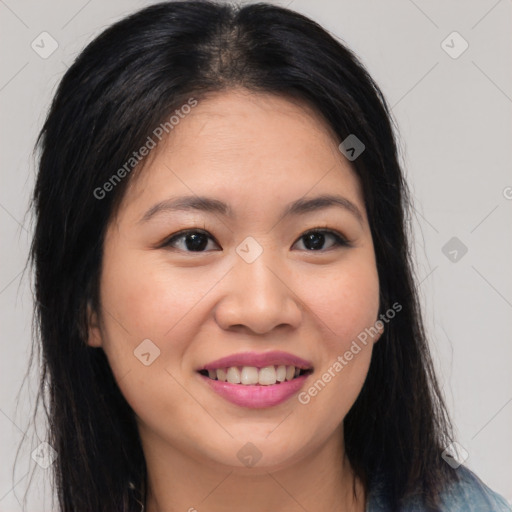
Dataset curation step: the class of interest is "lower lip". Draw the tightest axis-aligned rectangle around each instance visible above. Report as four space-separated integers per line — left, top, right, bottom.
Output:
199 373 310 409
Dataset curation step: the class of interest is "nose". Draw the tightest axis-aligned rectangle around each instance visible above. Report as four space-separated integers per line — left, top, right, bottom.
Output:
214 248 303 335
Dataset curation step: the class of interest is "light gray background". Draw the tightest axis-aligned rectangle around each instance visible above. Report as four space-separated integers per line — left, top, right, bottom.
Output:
1 0 511 510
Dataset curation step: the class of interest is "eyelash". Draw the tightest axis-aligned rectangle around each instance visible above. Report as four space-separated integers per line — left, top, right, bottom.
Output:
161 228 351 253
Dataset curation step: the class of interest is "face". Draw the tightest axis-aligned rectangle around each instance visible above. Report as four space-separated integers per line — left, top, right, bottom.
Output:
88 88 382 473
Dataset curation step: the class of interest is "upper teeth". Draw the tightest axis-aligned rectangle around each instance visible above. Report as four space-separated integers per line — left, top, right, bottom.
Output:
206 365 302 386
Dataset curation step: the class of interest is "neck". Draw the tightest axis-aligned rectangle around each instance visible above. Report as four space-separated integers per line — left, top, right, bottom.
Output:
141 425 366 512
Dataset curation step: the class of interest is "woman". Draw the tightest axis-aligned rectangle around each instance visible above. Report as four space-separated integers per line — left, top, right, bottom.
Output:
28 1 511 511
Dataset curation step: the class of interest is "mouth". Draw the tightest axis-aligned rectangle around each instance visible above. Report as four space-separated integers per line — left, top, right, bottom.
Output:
198 365 313 386
196 351 314 407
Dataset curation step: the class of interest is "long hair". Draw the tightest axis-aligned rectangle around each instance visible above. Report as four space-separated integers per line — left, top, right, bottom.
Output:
25 1 459 510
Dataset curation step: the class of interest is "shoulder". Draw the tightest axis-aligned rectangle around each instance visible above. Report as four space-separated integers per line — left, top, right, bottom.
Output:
435 465 511 512
366 465 511 511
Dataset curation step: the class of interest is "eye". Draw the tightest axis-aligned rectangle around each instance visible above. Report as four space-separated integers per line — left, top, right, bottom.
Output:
292 229 351 252
162 229 220 252
161 228 350 253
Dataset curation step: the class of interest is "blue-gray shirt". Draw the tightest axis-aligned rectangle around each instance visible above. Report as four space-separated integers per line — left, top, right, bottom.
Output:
366 465 511 511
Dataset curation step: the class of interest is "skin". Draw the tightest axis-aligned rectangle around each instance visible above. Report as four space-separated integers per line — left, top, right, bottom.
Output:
88 87 383 512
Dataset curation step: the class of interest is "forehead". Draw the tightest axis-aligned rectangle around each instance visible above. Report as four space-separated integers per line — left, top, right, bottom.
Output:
118 88 364 221
161 88 343 167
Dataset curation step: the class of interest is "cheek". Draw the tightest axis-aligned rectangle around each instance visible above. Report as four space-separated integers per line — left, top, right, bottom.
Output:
97 248 228 405
101 250 216 337
303 256 380 347
294 254 380 411
96 253 204 422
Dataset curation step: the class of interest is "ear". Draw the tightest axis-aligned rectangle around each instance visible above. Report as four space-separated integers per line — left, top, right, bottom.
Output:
86 301 103 348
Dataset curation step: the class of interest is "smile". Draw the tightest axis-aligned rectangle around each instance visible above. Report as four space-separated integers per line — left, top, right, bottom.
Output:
198 365 312 386
197 350 314 408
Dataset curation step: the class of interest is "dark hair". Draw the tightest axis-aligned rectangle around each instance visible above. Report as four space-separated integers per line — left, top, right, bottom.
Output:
25 1 459 511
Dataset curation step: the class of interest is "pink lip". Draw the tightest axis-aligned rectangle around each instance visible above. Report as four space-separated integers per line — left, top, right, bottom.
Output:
198 373 311 409
198 350 313 371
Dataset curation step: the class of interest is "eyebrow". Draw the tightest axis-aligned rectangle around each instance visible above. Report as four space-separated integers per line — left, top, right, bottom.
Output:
138 193 364 225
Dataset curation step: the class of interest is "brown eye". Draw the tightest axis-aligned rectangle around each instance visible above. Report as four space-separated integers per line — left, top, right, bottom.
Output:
293 229 350 251
162 228 350 254
163 230 220 252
